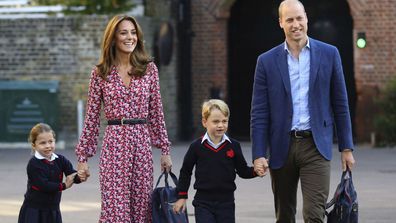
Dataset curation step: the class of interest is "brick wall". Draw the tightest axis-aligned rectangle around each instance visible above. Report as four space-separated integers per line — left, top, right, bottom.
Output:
348 0 396 141
190 0 229 137
0 15 179 145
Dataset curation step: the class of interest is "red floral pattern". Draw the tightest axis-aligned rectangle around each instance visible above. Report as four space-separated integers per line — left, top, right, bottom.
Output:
76 62 170 223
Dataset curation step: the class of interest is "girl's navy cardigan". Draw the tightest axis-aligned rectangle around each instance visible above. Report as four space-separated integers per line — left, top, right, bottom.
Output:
22 154 79 209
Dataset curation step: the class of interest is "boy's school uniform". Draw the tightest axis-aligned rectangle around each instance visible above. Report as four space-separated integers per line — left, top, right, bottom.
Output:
177 135 256 202
18 153 80 223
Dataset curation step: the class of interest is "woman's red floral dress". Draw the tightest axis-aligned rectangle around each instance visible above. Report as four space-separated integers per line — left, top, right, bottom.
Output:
76 62 171 223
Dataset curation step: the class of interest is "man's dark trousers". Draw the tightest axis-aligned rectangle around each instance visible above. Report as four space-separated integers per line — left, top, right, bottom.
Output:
270 137 331 223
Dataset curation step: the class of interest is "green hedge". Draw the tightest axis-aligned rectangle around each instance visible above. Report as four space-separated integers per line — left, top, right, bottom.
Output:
374 78 396 146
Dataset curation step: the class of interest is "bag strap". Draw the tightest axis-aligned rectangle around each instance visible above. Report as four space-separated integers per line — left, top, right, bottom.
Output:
166 171 179 186
154 171 179 189
154 172 165 189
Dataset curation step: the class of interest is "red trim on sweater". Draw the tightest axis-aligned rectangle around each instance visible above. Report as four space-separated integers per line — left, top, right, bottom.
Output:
31 185 40 191
203 141 229 152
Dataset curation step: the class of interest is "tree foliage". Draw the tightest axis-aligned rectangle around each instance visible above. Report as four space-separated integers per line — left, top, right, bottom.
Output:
32 0 135 14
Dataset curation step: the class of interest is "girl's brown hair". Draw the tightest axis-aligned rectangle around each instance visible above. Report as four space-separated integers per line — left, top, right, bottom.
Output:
28 123 56 144
96 15 152 79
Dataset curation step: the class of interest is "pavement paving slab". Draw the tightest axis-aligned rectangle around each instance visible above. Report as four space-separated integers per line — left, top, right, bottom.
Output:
0 142 395 223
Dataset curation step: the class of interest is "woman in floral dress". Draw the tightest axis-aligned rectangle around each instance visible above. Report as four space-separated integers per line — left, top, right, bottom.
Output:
75 15 172 223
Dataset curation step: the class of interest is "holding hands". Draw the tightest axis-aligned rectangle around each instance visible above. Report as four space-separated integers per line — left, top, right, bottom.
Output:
77 162 91 182
65 172 77 189
254 157 269 177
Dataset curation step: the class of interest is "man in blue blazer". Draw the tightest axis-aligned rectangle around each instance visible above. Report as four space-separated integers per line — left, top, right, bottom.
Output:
250 0 356 222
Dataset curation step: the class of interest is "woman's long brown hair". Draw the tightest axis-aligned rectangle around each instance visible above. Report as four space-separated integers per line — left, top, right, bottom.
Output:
96 15 152 79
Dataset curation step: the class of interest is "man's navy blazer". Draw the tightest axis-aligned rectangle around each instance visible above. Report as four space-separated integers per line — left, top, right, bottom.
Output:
251 38 354 169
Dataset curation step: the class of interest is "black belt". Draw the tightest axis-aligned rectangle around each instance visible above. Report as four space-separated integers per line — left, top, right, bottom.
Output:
107 118 147 125
290 130 312 139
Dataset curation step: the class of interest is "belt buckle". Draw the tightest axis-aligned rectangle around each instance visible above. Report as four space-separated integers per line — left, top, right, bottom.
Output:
294 131 303 139
121 118 125 125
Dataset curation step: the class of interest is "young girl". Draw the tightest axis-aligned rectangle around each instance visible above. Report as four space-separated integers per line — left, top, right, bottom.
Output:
18 123 81 223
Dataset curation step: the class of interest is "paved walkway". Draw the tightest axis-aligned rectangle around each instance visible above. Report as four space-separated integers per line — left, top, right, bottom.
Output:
1 142 395 223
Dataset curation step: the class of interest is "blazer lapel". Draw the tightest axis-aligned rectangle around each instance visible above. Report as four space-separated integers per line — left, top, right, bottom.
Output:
309 38 321 91
276 48 291 94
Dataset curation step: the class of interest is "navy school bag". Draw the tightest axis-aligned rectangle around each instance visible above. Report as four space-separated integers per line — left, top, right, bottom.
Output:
326 168 358 223
152 171 189 223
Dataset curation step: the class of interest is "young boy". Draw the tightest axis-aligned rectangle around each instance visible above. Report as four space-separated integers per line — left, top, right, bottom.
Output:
173 99 257 223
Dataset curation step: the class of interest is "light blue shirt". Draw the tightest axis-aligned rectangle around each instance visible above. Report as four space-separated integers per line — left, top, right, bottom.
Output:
201 132 231 149
285 40 311 131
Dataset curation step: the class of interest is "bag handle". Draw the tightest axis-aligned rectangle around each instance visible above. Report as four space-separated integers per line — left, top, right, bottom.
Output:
154 171 178 189
342 167 352 180
325 168 353 209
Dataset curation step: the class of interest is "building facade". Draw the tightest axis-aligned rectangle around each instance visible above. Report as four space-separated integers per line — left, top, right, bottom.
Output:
187 0 396 142
0 0 395 144
0 15 179 146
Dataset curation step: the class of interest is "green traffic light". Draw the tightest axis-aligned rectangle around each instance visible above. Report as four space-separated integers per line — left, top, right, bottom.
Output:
356 38 366 48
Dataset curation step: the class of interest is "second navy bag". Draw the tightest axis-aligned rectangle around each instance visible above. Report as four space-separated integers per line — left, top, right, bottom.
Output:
152 171 189 223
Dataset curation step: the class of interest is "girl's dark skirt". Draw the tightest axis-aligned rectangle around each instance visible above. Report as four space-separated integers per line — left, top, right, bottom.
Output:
18 203 62 223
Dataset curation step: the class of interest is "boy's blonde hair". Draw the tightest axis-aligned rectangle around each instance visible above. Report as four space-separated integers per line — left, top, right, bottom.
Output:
201 99 230 120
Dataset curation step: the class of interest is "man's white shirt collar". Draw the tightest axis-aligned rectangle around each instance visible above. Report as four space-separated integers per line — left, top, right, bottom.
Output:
284 38 310 52
201 132 231 149
35 151 58 161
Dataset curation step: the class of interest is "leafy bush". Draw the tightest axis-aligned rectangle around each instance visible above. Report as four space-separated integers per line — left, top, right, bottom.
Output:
374 78 396 146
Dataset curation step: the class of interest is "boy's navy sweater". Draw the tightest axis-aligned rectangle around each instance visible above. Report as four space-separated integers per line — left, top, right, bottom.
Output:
22 154 79 209
177 137 256 202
